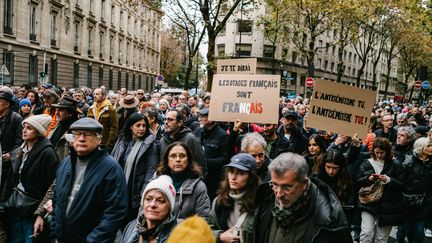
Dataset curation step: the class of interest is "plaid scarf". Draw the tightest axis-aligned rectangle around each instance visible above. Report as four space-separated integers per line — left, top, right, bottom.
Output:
272 182 314 230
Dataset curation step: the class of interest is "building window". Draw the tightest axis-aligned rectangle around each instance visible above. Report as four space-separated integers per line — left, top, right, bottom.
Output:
101 0 106 20
29 55 38 84
98 66 103 86
263 45 274 58
132 73 136 90
217 44 225 56
3 51 14 85
50 58 57 85
126 41 130 65
331 62 335 72
111 5 115 25
324 60 328 70
237 20 252 33
332 46 336 56
89 0 94 13
125 73 129 89
99 32 104 59
117 70 121 90
292 52 298 63
87 65 92 87
119 11 123 30
74 22 80 52
318 58 322 68
119 38 123 63
109 35 113 62
139 75 142 89
4 0 13 34
235 43 252 57
108 69 113 90
88 26 93 56
30 4 38 41
50 12 57 46
73 63 79 87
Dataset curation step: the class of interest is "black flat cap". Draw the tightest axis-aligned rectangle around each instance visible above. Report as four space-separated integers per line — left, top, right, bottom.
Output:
69 118 103 134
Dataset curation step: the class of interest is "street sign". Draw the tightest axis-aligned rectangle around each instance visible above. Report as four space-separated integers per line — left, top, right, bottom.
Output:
157 75 164 81
414 80 422 89
422 81 430 90
306 77 314 87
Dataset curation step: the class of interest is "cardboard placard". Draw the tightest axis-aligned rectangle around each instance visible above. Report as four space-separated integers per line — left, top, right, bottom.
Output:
209 74 280 124
306 79 376 139
216 58 257 75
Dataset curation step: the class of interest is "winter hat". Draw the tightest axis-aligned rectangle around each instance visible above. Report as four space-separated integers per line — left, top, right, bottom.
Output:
167 216 216 243
19 98 32 109
142 175 176 211
22 114 52 136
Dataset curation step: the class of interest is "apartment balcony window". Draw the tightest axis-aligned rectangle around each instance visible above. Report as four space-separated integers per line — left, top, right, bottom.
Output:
29 4 38 41
237 20 252 33
50 12 58 47
88 27 94 57
99 32 104 60
4 0 14 34
73 22 80 53
263 45 274 58
235 43 252 57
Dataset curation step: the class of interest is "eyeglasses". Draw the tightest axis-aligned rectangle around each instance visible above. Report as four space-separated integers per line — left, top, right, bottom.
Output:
168 153 187 160
164 117 176 122
137 93 144 95
268 181 298 192
72 131 98 138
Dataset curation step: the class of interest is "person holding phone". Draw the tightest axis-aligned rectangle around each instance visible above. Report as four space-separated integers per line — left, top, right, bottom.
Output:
208 153 259 243
356 137 404 243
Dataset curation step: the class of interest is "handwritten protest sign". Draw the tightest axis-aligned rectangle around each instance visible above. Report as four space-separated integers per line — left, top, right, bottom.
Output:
209 74 280 124
306 79 376 139
217 58 257 75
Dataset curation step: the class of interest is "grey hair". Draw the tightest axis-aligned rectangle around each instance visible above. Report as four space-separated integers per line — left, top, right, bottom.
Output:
268 152 308 182
241 132 266 152
398 126 416 142
413 137 431 157
396 113 407 120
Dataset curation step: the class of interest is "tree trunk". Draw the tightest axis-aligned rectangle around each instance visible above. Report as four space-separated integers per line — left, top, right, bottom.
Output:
206 32 216 91
184 57 194 89
372 59 379 88
307 38 315 77
383 58 392 100
356 60 366 87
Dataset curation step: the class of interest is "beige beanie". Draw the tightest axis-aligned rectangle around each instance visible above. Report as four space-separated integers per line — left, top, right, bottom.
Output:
23 114 52 136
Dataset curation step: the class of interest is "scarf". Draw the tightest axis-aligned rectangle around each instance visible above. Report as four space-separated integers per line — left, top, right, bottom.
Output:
49 119 74 146
124 139 143 183
272 181 314 230
168 171 187 192
94 99 111 121
136 210 174 241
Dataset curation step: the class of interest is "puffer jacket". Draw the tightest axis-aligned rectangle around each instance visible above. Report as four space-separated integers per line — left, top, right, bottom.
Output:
173 177 211 220
160 126 206 174
356 158 404 226
255 177 353 243
111 134 159 221
208 197 255 243
402 155 432 219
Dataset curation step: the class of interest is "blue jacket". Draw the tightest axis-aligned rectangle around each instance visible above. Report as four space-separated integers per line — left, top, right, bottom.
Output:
52 148 128 243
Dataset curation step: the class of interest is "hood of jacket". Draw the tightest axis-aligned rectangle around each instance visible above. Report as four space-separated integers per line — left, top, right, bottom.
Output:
162 125 193 143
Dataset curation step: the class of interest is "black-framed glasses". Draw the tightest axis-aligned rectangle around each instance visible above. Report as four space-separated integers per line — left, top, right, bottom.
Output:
71 131 98 138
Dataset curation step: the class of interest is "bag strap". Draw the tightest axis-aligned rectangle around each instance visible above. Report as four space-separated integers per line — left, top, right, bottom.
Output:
234 212 248 229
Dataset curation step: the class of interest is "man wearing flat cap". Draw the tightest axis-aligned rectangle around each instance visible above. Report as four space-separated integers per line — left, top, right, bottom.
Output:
194 108 228 200
0 90 22 241
52 118 128 242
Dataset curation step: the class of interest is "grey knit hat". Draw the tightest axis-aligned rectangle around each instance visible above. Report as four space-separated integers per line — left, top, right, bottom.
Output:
23 114 52 136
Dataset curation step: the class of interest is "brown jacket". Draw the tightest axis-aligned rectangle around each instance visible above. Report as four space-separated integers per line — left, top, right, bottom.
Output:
87 101 118 147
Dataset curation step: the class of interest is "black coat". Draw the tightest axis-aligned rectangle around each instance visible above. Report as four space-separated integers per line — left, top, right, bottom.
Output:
373 127 397 144
394 142 413 164
269 127 308 158
255 177 353 243
194 124 228 200
402 155 432 219
8 138 59 216
356 158 404 226
111 134 159 221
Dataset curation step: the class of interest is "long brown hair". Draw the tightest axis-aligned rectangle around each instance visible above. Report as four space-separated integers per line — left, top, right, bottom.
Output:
304 134 327 174
371 137 393 162
319 149 351 203
217 167 259 214
156 142 202 178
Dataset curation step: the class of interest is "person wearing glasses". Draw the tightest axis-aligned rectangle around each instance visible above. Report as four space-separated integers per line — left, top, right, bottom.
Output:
374 114 397 144
155 142 210 221
208 153 259 243
52 118 128 242
160 109 206 174
240 132 271 183
255 152 352 243
111 112 159 224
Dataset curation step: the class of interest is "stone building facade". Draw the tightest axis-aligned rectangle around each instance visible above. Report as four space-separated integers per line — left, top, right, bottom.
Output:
215 1 404 99
0 0 162 91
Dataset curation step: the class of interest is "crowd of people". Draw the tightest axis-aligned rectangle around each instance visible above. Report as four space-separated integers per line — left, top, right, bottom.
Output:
0 83 431 243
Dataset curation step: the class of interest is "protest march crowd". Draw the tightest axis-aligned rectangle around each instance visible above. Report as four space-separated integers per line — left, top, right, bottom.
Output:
0 83 432 243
